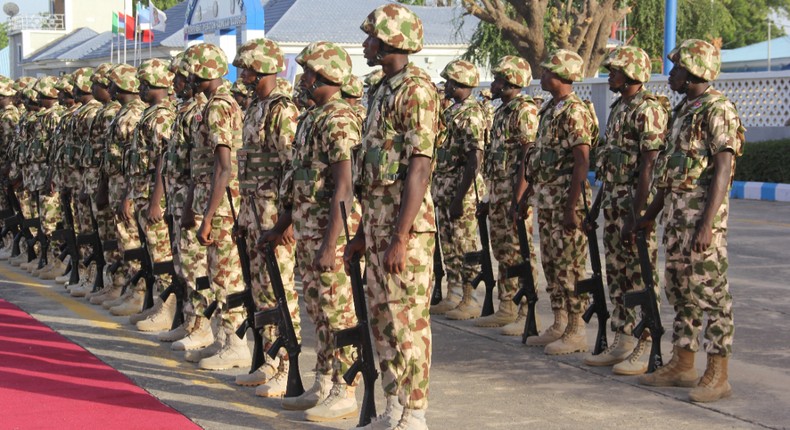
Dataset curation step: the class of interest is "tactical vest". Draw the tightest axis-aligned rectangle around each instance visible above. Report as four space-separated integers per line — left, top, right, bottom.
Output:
191 92 240 184
435 98 486 175
164 101 199 180
484 95 537 179
238 94 289 193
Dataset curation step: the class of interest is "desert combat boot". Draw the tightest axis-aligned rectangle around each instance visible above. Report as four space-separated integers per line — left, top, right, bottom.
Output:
304 383 358 422
638 345 698 387
281 371 332 410
445 284 481 320
689 354 732 402
583 332 636 366
526 308 567 346
198 329 252 370
613 336 652 375
474 297 517 327
544 312 588 355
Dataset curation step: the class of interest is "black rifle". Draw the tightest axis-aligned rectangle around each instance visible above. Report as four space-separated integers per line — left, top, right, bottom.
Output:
508 219 539 344
205 187 265 373
430 209 445 306
575 182 609 355
77 199 107 293
51 191 80 286
254 241 305 398
335 201 377 427
151 181 185 329
623 190 664 373
24 192 49 270
463 181 496 317
121 217 156 311
1 188 31 259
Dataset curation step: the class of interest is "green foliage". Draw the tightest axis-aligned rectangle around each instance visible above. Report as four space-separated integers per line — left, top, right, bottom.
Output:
734 139 790 183
462 20 518 70
0 23 7 51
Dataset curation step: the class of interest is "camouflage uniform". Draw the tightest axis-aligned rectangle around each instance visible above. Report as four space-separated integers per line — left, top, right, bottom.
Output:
30 78 64 240
186 44 244 330
358 4 439 411
233 38 301 343
595 48 667 336
0 77 20 215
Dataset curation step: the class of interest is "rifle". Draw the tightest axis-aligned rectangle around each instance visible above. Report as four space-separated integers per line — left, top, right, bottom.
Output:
430 208 445 306
508 219 539 344
151 180 185 330
254 240 305 398
1 188 30 259
76 198 107 293
463 180 496 317
24 191 49 270
623 189 664 373
51 190 81 283
204 187 265 373
335 201 377 427
121 216 156 312
575 182 609 355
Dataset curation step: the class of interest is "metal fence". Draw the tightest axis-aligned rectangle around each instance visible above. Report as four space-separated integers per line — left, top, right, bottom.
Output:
7 14 66 33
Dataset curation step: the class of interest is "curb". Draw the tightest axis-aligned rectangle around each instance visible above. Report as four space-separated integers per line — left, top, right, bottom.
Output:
586 173 790 203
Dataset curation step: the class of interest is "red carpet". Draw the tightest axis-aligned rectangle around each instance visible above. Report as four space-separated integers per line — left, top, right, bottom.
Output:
0 299 201 430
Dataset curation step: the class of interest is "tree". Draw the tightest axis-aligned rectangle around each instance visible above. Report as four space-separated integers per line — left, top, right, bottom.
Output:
461 1 631 77
0 23 7 51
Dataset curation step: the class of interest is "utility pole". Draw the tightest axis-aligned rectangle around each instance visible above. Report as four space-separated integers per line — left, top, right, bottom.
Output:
663 0 677 75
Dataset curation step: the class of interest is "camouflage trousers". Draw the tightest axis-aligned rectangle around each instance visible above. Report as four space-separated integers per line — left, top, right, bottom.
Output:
204 214 245 331
38 192 61 236
109 175 141 282
365 231 434 410
603 204 660 335
663 193 733 357
488 180 538 303
90 196 121 278
179 214 208 317
536 206 589 313
297 237 357 383
434 186 480 304
238 194 300 343
17 190 34 220
136 198 173 291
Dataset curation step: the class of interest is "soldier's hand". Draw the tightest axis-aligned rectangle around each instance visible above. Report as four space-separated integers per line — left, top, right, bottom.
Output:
383 233 408 275
258 229 281 251
147 202 163 223
620 218 636 246
449 196 463 221
313 243 337 273
196 219 214 246
582 217 597 235
279 225 295 247
181 207 197 229
691 222 713 253
118 199 133 221
343 234 366 274
562 208 579 232
477 201 490 218
78 191 89 204
634 216 655 234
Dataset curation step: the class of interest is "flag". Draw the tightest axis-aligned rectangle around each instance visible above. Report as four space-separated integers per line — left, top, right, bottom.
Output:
137 3 151 30
112 12 119 35
125 13 135 41
141 29 153 43
118 11 125 31
150 1 167 31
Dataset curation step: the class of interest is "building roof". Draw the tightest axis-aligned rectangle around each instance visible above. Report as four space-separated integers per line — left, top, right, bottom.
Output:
264 0 478 46
722 35 790 63
22 27 98 63
0 47 9 76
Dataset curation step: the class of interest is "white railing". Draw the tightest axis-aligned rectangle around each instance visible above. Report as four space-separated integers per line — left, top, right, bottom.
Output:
516 70 790 128
7 14 65 33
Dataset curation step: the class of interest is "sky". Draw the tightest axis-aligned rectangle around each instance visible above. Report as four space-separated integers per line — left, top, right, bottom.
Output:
4 0 48 17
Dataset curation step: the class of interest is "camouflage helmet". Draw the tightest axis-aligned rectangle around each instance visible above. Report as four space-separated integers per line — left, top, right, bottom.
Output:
667 39 720 82
541 49 585 82
23 87 39 103
184 43 228 80
91 63 115 86
274 77 293 97
109 64 141 93
230 78 250 96
55 74 75 96
0 76 16 97
296 41 352 86
14 76 36 92
341 75 363 98
364 69 384 88
602 46 652 83
138 58 174 88
440 59 479 88
233 38 284 75
360 3 424 53
71 67 95 93
479 88 492 99
34 76 59 99
169 52 188 77
492 55 532 87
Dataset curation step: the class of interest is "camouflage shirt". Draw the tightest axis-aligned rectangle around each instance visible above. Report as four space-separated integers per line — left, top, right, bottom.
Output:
484 94 539 181
0 104 20 170
84 100 121 191
127 98 175 203
50 102 82 188
191 83 242 218
526 92 596 209
289 92 360 240
164 93 206 215
434 95 487 203
30 103 64 191
105 98 146 179
358 63 439 235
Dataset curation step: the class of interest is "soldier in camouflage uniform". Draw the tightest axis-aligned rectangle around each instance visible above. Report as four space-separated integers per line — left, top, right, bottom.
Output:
583 46 667 374
230 38 302 390
176 43 247 372
126 59 178 330
159 53 209 346
341 74 366 126
0 77 20 260
475 56 541 334
346 5 439 428
231 78 252 111
86 64 125 305
429 59 487 321
102 64 147 316
274 77 294 97
522 50 596 355
265 41 361 421
636 39 744 403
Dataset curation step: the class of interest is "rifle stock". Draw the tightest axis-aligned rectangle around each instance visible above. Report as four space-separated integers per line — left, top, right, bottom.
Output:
463 181 496 317
507 220 539 344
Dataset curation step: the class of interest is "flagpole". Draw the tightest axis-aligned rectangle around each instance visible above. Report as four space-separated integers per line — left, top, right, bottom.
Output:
123 0 127 64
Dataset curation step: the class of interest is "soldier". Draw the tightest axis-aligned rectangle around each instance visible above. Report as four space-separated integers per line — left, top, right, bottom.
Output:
341 74 366 125
231 78 252 111
475 56 540 334
0 77 20 260
178 43 247 371
265 41 361 421
158 53 209 347
86 64 125 306
522 50 596 355
101 65 147 316
635 39 744 403
346 4 439 428
274 77 294 97
429 59 487 321
583 46 666 374
478 88 494 129
126 59 177 331
230 38 300 393
9 86 40 268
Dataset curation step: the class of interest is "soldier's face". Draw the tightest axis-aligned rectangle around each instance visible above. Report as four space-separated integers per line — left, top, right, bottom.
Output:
363 36 382 67
299 68 318 101
444 80 456 100
139 82 150 102
540 68 560 92
608 68 627 93
240 68 257 86
668 64 688 94
173 74 186 97
491 75 506 100
108 82 119 100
